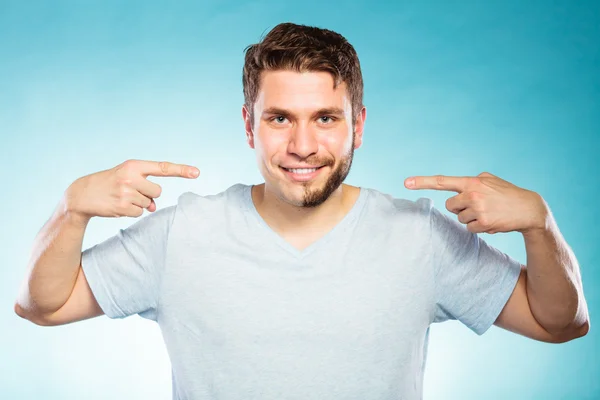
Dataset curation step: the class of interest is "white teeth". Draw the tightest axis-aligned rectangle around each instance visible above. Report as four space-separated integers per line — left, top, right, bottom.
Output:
287 168 318 174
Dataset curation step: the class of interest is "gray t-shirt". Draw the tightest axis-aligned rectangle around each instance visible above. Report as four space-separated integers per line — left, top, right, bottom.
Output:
81 183 521 400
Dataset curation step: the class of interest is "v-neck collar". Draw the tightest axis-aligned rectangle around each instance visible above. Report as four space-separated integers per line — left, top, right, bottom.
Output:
242 184 368 259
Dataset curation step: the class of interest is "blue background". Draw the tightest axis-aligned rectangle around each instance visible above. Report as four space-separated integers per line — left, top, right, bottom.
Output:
1 1 598 398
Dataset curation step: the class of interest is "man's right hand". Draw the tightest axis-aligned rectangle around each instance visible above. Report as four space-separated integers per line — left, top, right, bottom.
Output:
64 159 200 222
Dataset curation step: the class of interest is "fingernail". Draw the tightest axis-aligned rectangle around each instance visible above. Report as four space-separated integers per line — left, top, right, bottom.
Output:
405 178 415 188
191 168 200 177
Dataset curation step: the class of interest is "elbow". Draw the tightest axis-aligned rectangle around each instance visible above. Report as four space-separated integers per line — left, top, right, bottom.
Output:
14 302 25 318
14 302 54 327
578 318 590 338
549 318 590 344
560 302 592 342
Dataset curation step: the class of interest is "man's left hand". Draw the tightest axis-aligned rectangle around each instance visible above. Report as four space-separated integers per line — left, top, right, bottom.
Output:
404 172 550 235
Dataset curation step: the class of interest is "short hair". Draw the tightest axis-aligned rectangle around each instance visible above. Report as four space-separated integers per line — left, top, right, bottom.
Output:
242 22 364 128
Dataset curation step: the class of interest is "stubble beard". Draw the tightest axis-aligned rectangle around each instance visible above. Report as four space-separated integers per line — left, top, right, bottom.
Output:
300 133 356 208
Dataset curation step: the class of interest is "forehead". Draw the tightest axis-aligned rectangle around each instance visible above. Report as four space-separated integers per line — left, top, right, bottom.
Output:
256 70 350 112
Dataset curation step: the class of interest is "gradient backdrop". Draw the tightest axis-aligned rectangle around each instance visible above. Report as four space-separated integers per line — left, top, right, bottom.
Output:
1 1 598 399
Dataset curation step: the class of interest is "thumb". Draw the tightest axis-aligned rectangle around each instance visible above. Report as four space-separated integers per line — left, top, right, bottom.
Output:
147 198 157 213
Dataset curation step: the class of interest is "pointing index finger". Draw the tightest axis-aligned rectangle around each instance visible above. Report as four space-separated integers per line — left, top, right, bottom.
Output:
140 160 200 178
405 175 467 192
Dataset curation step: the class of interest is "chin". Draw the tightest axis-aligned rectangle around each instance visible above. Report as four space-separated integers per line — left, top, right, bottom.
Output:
271 183 317 208
263 157 351 208
283 195 307 208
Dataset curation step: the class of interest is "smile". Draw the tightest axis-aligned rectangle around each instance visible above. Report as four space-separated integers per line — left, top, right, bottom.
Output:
280 166 325 181
283 167 319 174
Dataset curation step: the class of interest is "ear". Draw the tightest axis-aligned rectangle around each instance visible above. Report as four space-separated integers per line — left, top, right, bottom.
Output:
353 106 367 149
242 105 255 149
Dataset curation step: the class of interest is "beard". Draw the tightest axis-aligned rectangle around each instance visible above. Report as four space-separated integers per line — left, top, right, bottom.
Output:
299 133 355 208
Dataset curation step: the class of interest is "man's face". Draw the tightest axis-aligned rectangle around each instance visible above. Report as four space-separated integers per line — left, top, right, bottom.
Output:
243 70 365 208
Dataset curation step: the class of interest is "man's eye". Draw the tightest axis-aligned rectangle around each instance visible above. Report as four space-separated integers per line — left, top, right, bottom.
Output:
272 116 287 124
320 116 335 123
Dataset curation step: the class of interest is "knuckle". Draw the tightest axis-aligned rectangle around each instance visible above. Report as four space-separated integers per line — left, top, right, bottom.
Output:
116 161 136 178
118 197 131 210
121 159 137 170
435 175 445 186
467 191 480 201
117 184 131 198
478 216 489 228
158 161 170 175
468 177 480 186
116 177 133 188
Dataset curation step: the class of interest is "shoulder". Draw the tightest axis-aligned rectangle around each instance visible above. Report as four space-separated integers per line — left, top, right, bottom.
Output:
174 183 249 218
362 186 434 219
356 187 438 239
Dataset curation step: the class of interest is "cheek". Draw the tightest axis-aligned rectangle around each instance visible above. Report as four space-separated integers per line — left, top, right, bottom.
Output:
256 130 288 158
324 130 353 155
342 132 354 153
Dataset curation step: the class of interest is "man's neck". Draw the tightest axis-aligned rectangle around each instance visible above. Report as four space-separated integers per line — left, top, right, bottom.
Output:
251 183 360 236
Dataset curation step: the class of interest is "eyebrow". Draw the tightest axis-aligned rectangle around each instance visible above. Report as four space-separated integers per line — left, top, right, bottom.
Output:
262 107 345 119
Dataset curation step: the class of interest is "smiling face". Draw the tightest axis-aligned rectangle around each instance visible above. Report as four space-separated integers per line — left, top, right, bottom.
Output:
243 70 365 208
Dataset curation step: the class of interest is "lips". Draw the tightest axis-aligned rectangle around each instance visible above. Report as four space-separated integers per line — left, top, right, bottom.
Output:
280 165 325 181
281 166 324 170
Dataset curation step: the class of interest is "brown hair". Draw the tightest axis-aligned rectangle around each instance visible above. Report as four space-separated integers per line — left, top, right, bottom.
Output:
242 22 364 128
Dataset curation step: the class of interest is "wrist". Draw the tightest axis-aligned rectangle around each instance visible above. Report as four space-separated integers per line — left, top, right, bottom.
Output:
63 208 92 229
60 180 92 228
520 192 553 237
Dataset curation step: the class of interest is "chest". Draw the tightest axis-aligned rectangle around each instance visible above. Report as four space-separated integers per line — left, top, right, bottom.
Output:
159 240 434 349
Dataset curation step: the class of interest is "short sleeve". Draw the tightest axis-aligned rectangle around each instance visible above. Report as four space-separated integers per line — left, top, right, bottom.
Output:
81 205 176 321
430 204 521 335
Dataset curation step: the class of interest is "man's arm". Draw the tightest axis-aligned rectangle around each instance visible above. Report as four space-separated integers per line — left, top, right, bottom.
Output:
15 160 197 325
405 172 590 342
494 212 590 342
523 215 589 333
14 195 102 325
15 261 105 326
494 265 589 343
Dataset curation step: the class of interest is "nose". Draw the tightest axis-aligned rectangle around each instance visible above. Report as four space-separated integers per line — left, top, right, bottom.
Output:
287 123 318 159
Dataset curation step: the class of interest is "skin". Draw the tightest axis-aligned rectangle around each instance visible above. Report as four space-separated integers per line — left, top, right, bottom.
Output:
242 70 366 242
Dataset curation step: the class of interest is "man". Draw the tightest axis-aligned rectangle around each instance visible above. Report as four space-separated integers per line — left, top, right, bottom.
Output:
15 22 589 400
